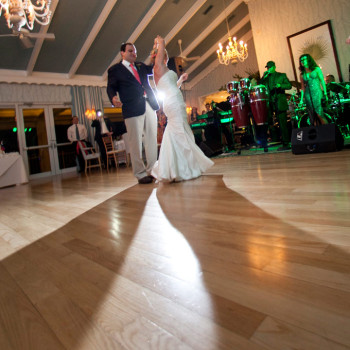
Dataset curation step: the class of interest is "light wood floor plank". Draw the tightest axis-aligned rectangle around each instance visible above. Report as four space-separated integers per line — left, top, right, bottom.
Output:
0 149 349 349
0 263 65 350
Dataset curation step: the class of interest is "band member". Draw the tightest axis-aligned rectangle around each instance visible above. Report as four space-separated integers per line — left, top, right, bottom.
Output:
326 74 350 100
299 54 328 125
261 61 292 151
212 99 235 151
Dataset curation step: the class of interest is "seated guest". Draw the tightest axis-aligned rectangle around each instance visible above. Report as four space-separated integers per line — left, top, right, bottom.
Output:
67 115 88 172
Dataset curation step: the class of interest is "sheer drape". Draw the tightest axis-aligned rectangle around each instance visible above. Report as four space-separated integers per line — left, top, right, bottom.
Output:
71 86 104 144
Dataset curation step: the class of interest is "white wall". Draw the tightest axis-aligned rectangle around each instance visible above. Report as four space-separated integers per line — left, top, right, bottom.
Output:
247 0 350 83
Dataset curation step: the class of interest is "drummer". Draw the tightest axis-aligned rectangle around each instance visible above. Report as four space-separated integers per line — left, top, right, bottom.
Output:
261 61 292 151
326 74 350 100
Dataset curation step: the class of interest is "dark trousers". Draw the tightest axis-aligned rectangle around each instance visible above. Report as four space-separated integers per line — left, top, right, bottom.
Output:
221 124 235 149
73 141 85 172
276 110 290 145
255 124 269 148
96 138 107 167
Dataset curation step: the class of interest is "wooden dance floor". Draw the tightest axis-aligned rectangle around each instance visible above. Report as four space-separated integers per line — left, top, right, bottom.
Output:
0 149 350 350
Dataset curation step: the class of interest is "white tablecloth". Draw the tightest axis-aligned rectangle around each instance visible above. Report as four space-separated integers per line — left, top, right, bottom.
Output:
113 140 127 164
0 152 28 188
114 140 125 150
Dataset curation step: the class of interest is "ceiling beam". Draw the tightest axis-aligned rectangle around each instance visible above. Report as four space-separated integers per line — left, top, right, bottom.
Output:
164 0 207 44
102 0 166 80
142 0 207 66
186 29 253 89
185 14 250 76
26 0 59 75
68 0 118 78
182 0 243 58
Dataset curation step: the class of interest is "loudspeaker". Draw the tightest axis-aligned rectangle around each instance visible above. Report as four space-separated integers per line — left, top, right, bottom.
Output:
199 141 222 158
291 124 344 154
199 142 214 157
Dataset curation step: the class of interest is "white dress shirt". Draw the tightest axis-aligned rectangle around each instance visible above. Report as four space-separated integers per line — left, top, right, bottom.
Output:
67 123 88 142
122 59 147 97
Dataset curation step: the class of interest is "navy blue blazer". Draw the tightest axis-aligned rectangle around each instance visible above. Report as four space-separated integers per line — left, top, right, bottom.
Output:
107 62 159 118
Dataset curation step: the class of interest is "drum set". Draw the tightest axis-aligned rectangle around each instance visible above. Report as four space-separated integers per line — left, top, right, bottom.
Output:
227 78 350 139
227 78 269 129
287 90 350 136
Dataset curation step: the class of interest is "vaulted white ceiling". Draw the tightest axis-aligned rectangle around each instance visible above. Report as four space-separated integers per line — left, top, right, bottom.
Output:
0 0 252 88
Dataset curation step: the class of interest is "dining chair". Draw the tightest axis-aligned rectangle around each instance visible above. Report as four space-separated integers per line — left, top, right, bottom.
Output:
102 135 127 172
78 141 102 175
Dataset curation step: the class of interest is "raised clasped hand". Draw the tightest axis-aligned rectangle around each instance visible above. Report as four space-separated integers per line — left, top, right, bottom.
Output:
181 73 189 82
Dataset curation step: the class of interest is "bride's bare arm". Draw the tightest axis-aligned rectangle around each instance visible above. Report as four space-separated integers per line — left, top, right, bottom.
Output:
153 36 170 84
154 36 165 67
177 72 188 88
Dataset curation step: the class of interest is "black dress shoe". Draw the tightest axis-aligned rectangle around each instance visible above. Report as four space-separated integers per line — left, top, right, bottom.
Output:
138 176 153 184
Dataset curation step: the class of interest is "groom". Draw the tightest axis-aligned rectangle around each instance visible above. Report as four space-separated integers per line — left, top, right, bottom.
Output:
107 42 159 184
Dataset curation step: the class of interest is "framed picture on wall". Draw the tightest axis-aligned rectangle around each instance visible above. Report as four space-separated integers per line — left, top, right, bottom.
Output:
287 20 342 84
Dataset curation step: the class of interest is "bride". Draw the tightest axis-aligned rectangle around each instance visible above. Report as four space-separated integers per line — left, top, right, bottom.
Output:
151 35 214 183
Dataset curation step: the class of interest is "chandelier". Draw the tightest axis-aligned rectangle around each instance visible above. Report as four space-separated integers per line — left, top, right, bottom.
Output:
217 0 248 65
0 0 52 31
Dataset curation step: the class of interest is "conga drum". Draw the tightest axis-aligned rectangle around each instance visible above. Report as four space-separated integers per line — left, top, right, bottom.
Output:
227 81 240 94
240 78 251 91
230 92 250 128
249 85 269 125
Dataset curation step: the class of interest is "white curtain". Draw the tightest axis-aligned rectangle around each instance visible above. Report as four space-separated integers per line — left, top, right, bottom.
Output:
0 83 71 103
71 86 104 144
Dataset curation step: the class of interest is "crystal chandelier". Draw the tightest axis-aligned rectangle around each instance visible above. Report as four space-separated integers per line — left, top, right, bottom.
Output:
0 0 52 31
217 0 248 65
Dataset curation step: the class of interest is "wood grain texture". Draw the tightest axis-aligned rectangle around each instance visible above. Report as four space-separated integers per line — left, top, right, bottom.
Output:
0 149 350 349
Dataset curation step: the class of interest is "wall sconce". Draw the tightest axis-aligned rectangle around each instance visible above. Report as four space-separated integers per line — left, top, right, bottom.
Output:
186 106 192 114
85 108 96 119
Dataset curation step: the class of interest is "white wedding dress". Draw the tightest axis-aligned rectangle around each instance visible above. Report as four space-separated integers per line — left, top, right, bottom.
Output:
152 70 214 182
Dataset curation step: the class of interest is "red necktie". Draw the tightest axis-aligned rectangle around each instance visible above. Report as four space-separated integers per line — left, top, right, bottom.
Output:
130 63 141 84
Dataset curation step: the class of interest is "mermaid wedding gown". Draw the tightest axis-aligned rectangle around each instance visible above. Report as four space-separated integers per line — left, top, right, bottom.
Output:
151 70 214 182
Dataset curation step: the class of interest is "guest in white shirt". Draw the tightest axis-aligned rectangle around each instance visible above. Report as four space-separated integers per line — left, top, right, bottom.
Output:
67 116 88 172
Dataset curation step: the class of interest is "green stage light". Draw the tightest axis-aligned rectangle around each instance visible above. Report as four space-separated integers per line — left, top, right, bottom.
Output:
220 117 233 123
